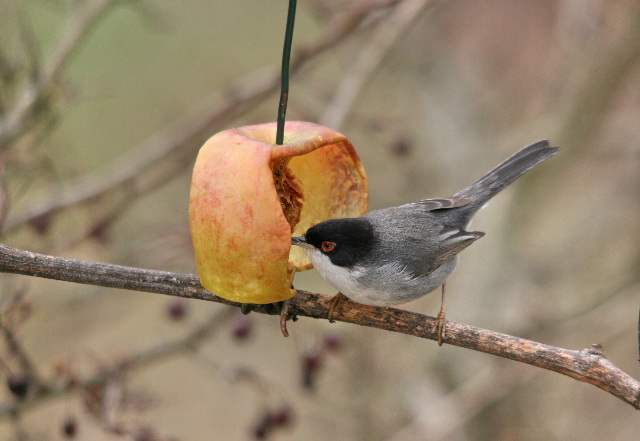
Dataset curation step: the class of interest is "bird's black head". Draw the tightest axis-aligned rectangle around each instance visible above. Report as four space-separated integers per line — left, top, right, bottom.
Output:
301 217 376 268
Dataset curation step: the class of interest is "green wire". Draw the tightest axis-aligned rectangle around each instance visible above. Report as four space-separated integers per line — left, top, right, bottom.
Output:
276 0 297 146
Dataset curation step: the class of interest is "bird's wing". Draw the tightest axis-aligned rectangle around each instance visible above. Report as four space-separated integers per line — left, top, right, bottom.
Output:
364 206 483 278
419 226 484 276
404 196 472 211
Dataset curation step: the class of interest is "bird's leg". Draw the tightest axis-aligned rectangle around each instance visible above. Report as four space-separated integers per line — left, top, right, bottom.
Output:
435 283 446 346
327 292 346 323
240 267 297 337
279 300 290 337
240 301 283 315
242 299 294 337
279 265 298 337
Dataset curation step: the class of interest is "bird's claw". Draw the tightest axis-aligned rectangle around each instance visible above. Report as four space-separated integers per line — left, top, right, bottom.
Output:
435 310 446 346
280 305 290 337
327 292 346 323
241 300 295 337
279 299 296 338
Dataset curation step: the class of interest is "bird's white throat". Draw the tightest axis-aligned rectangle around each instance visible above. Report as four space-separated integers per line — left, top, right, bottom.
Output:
305 249 361 297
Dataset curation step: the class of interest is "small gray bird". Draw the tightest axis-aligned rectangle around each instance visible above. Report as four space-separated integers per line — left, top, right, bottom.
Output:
292 140 558 344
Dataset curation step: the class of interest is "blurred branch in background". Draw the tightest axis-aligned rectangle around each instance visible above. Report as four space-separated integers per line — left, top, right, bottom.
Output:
0 288 295 438
320 0 432 130
514 5 640 213
387 279 640 441
0 305 237 437
554 6 640 153
0 0 117 149
3 0 401 235
0 1 416 438
0 242 638 410
1 0 640 440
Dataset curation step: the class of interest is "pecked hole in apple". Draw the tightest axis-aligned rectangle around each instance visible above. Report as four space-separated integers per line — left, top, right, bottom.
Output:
271 158 304 233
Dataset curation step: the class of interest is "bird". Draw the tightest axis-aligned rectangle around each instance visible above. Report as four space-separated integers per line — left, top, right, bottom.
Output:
292 140 558 345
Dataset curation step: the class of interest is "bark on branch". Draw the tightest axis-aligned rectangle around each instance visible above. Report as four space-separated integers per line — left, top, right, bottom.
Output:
0 242 638 409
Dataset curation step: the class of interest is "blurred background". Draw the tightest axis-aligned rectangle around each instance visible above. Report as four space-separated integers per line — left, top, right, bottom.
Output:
1 0 639 440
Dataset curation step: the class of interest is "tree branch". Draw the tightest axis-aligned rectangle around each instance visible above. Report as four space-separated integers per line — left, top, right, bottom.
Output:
0 242 638 409
320 0 432 130
4 0 402 233
0 0 118 148
0 306 235 418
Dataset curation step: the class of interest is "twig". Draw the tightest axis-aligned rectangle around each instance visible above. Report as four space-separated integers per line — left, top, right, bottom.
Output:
85 307 235 384
51 187 140 253
0 305 234 418
43 0 117 84
3 70 275 232
554 7 640 154
0 320 43 387
515 6 640 212
0 0 118 148
320 0 432 130
387 364 538 441
0 242 638 409
4 0 401 233
388 280 638 441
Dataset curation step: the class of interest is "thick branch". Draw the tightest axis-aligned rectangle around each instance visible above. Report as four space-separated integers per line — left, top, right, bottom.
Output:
0 243 638 409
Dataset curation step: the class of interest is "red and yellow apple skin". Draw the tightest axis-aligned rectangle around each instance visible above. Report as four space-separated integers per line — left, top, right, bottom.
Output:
189 121 367 304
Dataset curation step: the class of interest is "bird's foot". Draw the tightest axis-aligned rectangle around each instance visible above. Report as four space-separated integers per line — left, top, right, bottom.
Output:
240 302 283 315
279 267 298 337
434 283 447 346
240 299 297 338
279 299 291 337
435 309 446 346
327 292 346 323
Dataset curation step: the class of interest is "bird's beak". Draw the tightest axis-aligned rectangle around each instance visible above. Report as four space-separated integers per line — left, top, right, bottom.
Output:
291 236 313 249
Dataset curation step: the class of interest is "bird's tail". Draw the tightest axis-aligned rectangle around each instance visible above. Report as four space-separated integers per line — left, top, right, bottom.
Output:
452 140 558 224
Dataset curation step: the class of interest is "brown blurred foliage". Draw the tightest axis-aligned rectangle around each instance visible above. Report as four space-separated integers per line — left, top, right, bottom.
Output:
0 0 639 440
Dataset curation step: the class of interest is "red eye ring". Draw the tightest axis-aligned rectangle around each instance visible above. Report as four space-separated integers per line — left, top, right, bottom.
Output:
321 241 336 252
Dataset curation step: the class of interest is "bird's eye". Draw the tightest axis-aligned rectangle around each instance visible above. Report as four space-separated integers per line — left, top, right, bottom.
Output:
321 241 336 252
